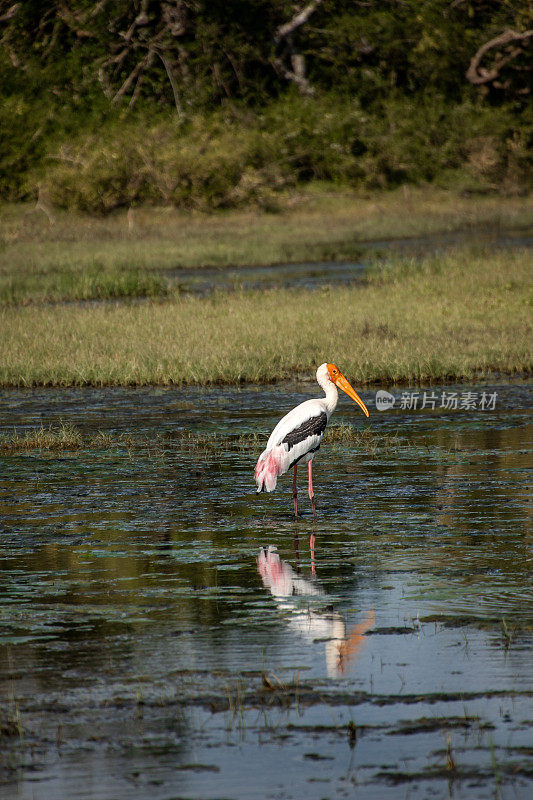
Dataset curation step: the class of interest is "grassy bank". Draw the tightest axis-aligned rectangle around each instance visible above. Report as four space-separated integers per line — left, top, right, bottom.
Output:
1 189 532 305
0 248 530 387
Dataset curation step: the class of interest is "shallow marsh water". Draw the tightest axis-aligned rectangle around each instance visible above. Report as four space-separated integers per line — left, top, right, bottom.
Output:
0 380 531 799
169 230 533 293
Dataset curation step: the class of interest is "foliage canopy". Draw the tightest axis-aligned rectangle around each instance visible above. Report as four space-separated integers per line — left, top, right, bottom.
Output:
0 1 531 209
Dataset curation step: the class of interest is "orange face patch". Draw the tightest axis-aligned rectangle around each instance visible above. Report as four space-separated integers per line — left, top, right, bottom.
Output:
327 363 341 381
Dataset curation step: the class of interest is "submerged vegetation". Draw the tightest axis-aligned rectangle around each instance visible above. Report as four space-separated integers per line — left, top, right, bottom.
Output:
0 421 403 455
326 424 403 455
0 705 23 740
0 247 530 387
0 422 133 452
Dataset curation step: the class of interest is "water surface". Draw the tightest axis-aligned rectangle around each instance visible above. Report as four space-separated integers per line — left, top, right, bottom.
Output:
0 381 531 799
169 230 533 293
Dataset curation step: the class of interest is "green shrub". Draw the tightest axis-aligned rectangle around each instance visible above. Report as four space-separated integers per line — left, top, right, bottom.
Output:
42 113 289 212
37 95 531 213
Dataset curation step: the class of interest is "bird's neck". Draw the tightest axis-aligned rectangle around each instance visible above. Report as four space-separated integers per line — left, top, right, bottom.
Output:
319 376 338 414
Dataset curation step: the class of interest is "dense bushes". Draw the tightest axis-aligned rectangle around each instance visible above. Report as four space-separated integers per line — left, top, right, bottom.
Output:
1 1 531 209
39 96 531 213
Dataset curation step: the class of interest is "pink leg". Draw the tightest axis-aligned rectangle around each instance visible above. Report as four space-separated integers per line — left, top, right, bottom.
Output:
308 460 317 573
292 465 298 518
308 460 317 518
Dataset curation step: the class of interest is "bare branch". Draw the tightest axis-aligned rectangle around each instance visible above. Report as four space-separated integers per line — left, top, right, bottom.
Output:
0 2 19 24
212 61 231 98
112 50 153 104
273 56 315 96
88 0 112 19
274 0 323 44
273 1 323 95
121 0 150 43
57 4 96 38
5 45 19 67
154 49 183 117
42 19 61 58
97 64 113 98
97 47 129 96
466 28 532 86
35 184 56 226
224 49 244 92
162 1 186 38
128 50 155 108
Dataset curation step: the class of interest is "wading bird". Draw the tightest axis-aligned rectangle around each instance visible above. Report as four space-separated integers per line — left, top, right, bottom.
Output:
255 363 369 518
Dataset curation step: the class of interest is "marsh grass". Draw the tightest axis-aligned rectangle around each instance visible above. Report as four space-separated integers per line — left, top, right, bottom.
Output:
1 247 530 387
1 189 531 304
445 736 457 772
500 618 517 650
1 421 82 451
0 266 166 306
326 424 403 454
1 680 24 742
0 422 134 452
0 705 23 739
0 422 402 455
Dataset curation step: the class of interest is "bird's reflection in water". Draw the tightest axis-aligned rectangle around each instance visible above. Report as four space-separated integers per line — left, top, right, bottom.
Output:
257 544 375 677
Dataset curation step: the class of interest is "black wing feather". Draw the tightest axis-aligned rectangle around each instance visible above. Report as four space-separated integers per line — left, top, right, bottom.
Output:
282 411 328 450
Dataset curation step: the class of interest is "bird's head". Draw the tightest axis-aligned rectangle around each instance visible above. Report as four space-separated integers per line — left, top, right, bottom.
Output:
317 363 369 417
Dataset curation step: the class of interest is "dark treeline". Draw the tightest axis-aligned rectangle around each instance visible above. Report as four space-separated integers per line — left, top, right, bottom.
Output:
1 0 531 211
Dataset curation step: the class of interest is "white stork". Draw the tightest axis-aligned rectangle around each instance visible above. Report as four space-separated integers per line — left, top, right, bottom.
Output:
254 363 369 518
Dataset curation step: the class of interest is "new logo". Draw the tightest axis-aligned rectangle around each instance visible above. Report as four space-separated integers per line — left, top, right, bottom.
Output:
375 390 395 411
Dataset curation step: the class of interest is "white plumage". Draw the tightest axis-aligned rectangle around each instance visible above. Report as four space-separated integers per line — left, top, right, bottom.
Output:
254 362 369 516
255 365 335 493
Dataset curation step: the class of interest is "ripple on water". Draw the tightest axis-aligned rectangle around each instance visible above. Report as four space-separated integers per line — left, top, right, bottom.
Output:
0 380 531 799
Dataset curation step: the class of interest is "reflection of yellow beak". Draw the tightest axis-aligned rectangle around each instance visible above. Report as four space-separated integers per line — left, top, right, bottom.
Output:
337 609 375 674
335 373 370 417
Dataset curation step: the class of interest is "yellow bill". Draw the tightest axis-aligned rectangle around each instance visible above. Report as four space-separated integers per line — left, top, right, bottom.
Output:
335 373 370 417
